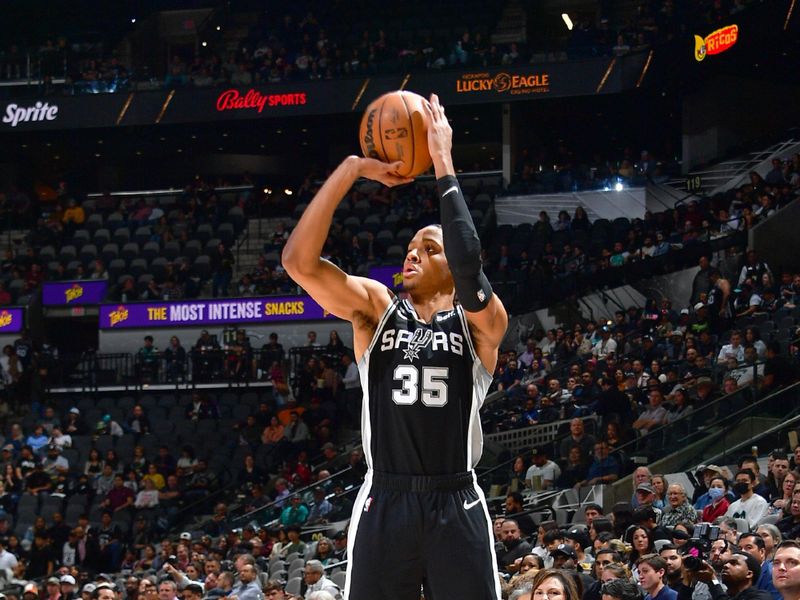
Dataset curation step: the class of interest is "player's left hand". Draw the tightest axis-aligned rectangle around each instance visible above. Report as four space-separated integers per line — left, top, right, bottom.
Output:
355 156 414 187
423 93 453 160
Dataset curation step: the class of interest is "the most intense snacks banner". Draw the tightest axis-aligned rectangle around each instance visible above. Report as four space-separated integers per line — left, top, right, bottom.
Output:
42 280 108 305
98 296 338 329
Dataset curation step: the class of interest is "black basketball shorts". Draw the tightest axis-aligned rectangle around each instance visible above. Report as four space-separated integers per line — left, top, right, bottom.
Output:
343 470 501 600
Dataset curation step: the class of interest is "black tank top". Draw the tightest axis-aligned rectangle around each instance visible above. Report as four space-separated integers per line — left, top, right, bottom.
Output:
358 297 492 475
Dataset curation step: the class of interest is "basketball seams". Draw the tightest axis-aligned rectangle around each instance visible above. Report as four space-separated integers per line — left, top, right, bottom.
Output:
376 96 389 170
398 91 415 178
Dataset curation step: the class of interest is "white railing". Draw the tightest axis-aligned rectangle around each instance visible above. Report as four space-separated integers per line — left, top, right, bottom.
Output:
666 138 800 196
485 414 600 455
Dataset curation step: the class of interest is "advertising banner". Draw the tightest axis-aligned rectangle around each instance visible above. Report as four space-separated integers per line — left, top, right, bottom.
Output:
157 79 368 124
98 296 338 329
0 308 24 333
0 94 130 132
368 266 403 290
0 52 651 131
42 280 108 305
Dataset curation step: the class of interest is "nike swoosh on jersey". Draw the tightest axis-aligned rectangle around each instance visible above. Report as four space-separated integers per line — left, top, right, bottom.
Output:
442 186 459 197
463 498 481 510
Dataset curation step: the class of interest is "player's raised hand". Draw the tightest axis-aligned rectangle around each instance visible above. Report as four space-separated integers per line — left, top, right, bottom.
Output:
355 156 414 187
423 93 453 161
423 94 455 178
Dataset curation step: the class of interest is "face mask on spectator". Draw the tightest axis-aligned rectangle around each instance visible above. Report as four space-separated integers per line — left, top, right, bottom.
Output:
733 482 749 495
708 487 725 501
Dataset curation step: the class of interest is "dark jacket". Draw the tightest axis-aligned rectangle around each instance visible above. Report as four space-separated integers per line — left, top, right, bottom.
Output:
703 583 773 600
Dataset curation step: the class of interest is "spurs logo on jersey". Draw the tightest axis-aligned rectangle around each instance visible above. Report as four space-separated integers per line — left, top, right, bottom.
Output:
359 298 492 475
402 329 433 361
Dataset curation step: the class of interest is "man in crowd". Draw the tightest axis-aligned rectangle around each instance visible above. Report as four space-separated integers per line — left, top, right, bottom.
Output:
559 418 596 463
727 469 769 529
302 560 340 599
773 540 800 600
639 555 677 600
738 533 780 600
525 447 561 490
496 519 532 572
689 552 771 600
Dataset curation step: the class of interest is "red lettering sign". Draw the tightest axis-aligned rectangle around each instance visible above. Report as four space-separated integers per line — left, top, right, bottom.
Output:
215 89 307 113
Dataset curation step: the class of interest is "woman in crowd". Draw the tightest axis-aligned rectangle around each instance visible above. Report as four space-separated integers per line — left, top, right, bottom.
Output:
311 537 336 566
650 475 668 509
768 469 797 516
83 448 104 483
507 455 528 494
756 523 782 560
778 495 800 540
326 330 345 354
666 521 692 552
627 526 654 572
105 449 122 474
659 484 698 527
702 476 730 522
604 422 626 451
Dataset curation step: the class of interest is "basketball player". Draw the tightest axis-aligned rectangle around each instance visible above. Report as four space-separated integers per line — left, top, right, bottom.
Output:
282 94 507 600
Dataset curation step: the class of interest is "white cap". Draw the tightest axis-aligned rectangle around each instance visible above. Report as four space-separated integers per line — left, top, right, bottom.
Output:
180 532 192 540
61 576 76 585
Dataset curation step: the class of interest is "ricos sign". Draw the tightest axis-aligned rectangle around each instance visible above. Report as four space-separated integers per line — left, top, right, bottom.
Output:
2 101 59 127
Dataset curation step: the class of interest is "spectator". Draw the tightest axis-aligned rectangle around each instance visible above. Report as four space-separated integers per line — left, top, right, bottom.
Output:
577 441 620 487
303 560 340 599
637 555 676 600
685 551 770 600
525 448 561 490
703 476 732 523
659 484 697 527
559 418 596 463
727 469 769 529
211 243 234 298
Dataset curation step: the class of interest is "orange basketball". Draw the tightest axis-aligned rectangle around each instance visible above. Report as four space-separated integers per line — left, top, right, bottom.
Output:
359 90 432 178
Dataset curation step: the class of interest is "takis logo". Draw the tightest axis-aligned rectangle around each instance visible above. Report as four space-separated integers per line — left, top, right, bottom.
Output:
108 306 129 327
0 311 13 328
694 24 739 61
65 283 84 303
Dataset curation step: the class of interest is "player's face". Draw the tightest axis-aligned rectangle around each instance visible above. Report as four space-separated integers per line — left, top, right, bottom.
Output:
402 226 452 293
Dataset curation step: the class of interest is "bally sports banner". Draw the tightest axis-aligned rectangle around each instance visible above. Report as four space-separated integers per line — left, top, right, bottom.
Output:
42 280 108 306
98 296 338 329
0 308 24 333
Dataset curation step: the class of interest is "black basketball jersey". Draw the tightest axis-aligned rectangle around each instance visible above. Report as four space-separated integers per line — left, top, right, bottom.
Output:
358 297 492 475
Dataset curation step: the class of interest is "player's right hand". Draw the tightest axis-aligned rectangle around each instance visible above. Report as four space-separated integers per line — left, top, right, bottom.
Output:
354 156 414 187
